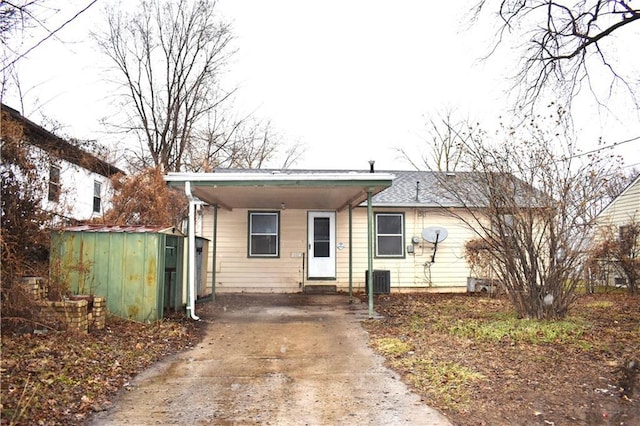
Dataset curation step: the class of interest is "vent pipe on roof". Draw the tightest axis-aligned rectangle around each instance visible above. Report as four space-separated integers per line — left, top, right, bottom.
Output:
415 181 420 202
369 160 375 173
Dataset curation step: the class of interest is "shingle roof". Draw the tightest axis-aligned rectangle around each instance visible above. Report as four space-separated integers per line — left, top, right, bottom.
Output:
370 170 460 207
213 168 543 208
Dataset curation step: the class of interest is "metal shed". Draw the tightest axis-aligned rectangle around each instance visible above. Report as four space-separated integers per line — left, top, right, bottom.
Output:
50 225 185 322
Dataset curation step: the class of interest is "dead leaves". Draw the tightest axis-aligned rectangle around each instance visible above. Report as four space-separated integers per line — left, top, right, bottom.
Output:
1 314 203 425
363 293 640 425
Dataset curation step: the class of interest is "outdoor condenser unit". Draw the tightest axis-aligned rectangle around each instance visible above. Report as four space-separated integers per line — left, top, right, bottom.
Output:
365 270 391 294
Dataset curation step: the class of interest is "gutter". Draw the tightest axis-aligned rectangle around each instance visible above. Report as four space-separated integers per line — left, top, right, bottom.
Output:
184 181 200 321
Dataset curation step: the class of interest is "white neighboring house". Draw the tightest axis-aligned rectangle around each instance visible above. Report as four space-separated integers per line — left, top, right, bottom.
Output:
2 104 123 222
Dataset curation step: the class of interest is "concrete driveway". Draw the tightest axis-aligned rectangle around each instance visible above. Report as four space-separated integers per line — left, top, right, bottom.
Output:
89 293 451 425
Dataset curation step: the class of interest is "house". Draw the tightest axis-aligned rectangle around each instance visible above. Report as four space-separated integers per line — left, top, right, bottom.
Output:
598 173 640 229
165 168 489 318
1 104 123 223
594 173 640 287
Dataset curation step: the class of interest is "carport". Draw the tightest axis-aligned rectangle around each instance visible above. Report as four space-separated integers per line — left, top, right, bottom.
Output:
164 170 394 319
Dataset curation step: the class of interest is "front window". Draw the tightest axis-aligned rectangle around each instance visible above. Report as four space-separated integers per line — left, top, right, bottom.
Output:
493 214 515 237
376 213 404 257
93 181 102 213
248 211 279 257
48 165 60 202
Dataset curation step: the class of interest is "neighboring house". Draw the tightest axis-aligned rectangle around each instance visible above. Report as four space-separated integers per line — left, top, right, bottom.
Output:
598 173 640 229
165 168 494 318
1 104 123 222
595 173 640 287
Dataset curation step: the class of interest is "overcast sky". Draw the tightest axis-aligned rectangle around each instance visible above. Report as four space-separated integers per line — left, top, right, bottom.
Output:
4 0 639 171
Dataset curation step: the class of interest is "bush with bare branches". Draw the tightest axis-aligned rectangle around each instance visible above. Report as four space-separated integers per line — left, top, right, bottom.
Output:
97 167 187 227
1 108 55 329
589 222 640 295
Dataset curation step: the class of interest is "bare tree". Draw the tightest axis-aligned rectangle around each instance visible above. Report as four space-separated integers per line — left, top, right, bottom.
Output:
94 0 235 172
430 108 618 319
473 0 640 108
399 110 477 172
185 111 306 171
1 1 98 105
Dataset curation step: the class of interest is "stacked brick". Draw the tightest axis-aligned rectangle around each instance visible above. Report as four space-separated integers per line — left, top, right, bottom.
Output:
88 297 107 330
20 276 48 300
39 299 90 333
22 277 107 333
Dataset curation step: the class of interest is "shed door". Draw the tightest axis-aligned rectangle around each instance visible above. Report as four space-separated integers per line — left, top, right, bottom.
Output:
307 212 336 279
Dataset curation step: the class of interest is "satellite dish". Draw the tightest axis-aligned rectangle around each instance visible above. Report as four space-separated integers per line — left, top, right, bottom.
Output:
421 226 448 244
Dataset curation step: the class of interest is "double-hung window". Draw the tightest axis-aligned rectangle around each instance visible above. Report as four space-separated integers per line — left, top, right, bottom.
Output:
93 181 102 213
48 165 60 202
375 212 404 257
492 214 515 238
248 211 279 257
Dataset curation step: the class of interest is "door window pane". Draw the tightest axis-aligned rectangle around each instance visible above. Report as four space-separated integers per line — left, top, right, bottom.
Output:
313 217 330 258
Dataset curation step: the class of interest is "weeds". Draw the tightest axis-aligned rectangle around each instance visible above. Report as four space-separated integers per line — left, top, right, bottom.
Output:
371 337 413 357
447 317 589 345
394 355 484 412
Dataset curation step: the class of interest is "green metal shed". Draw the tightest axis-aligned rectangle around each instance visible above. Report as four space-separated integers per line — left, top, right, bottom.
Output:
50 225 185 322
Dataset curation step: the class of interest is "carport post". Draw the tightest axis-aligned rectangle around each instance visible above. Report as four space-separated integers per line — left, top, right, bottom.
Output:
348 204 353 303
367 190 374 318
211 204 217 301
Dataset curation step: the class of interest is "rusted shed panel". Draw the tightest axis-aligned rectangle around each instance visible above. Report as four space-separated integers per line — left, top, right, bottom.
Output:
50 227 184 322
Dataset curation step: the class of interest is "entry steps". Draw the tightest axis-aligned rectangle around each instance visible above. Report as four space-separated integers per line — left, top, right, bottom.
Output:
303 285 337 294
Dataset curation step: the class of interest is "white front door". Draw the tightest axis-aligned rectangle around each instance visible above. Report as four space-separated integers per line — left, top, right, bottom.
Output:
307 211 336 279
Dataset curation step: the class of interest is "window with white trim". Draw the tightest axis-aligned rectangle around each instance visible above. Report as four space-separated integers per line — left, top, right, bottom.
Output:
48 165 60 202
93 181 102 213
492 214 515 237
248 211 279 257
375 212 404 257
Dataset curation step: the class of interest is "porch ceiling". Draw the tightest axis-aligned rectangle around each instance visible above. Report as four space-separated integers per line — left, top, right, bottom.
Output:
165 171 395 211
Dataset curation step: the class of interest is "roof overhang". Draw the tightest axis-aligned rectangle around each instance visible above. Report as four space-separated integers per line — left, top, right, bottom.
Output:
165 171 395 211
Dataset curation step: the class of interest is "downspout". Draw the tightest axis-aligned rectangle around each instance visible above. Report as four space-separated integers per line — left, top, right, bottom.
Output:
184 181 200 321
348 204 353 303
367 190 374 319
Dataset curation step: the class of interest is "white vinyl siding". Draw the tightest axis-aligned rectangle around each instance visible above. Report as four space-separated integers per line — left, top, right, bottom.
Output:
598 176 640 228
201 206 477 293
339 208 475 292
202 208 307 292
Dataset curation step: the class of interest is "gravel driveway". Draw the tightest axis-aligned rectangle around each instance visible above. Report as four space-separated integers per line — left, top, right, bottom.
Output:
89 293 450 425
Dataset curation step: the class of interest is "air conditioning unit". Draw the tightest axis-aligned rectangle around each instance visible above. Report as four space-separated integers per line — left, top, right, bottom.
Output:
365 270 391 294
467 277 497 294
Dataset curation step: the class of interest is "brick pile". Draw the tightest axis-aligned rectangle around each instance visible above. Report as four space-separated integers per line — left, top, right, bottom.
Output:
22 277 107 333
